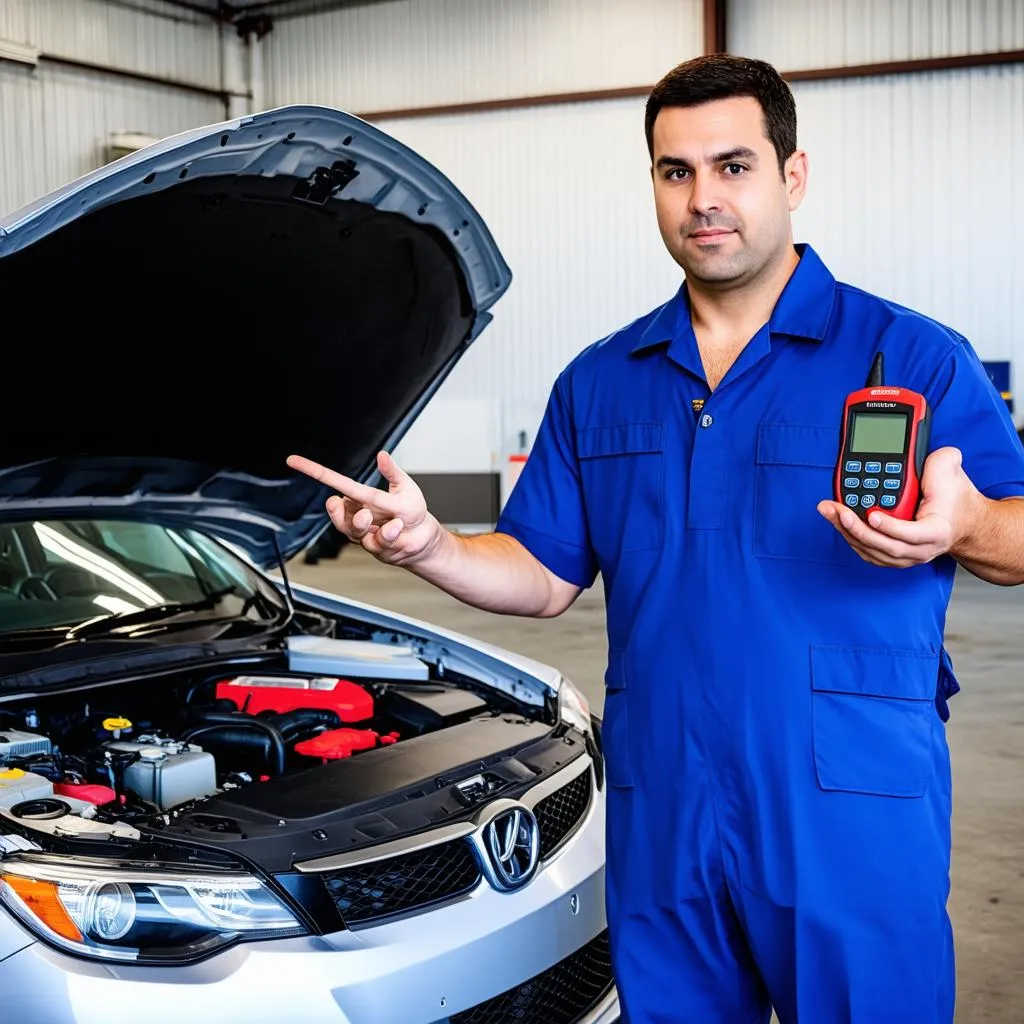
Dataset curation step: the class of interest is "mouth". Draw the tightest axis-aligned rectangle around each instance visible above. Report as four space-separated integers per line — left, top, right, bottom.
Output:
688 229 735 244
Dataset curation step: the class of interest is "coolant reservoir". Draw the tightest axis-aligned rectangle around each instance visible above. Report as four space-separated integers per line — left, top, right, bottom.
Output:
105 738 216 810
0 769 54 807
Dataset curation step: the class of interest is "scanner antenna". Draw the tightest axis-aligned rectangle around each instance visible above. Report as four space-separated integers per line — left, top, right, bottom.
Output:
866 351 885 388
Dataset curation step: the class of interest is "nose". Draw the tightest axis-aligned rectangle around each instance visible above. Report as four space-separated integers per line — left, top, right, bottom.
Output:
688 167 721 216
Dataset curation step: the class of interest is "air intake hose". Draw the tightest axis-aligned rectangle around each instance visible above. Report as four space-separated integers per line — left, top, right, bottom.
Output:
181 711 286 776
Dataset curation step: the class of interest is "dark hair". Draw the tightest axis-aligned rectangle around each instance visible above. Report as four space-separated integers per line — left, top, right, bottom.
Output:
645 54 797 177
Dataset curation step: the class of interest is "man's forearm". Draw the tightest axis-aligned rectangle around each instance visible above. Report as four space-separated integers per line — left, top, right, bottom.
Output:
952 496 1024 585
402 520 579 617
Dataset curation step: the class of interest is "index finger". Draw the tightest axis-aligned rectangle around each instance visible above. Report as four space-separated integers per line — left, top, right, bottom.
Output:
287 454 395 509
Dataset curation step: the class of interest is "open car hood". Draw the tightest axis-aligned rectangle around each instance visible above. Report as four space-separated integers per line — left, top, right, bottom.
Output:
0 106 511 568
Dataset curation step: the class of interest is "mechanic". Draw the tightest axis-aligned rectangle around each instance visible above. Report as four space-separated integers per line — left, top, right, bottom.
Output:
288 54 1024 1023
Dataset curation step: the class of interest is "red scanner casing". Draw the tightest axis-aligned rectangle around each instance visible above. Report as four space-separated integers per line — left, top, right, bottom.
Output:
835 385 931 522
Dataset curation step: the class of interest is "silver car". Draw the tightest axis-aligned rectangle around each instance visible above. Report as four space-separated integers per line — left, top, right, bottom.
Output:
0 107 618 1024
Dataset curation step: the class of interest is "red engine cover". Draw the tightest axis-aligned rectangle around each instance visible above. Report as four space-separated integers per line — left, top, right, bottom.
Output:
55 782 117 806
215 675 373 722
293 728 398 762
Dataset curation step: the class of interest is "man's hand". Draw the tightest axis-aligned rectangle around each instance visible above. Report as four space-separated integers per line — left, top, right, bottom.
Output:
286 450 583 615
287 451 443 566
816 446 984 569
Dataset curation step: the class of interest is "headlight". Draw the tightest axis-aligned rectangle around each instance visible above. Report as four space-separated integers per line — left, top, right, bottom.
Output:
0 855 306 964
558 677 593 737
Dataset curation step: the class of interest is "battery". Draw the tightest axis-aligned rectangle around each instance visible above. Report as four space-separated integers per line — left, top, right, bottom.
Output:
0 730 52 763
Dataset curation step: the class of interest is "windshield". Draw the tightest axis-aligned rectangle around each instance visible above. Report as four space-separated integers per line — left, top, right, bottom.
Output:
0 519 286 635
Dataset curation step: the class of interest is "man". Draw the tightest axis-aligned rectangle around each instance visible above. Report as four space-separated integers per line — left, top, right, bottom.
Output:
288 54 1024 1023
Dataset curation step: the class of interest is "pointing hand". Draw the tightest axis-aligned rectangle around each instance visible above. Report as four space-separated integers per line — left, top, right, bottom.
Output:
287 451 442 566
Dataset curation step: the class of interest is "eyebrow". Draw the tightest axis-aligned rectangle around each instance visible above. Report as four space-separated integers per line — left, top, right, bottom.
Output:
655 146 760 170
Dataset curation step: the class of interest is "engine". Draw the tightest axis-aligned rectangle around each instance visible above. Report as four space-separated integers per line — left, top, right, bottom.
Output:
0 669 490 836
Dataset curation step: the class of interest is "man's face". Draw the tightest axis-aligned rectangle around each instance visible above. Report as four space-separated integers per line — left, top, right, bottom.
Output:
650 96 807 288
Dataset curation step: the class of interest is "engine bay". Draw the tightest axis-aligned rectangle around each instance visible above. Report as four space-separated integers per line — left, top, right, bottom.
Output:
0 650 501 844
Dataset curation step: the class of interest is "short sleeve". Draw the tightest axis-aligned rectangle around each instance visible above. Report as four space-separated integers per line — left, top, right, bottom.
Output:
928 338 1024 499
494 370 598 589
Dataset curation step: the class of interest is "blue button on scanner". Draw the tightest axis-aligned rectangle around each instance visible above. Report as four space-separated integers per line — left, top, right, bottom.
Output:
844 477 860 489
860 495 877 508
865 462 882 473
885 462 903 474
845 461 862 473
863 478 879 490
845 494 860 507
883 479 900 490
880 495 897 508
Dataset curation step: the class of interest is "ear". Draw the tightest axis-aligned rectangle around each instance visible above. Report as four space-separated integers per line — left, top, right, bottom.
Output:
784 149 809 212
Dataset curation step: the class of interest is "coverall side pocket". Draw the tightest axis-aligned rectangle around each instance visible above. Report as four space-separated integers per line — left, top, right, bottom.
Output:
810 645 939 798
935 646 961 723
602 648 635 789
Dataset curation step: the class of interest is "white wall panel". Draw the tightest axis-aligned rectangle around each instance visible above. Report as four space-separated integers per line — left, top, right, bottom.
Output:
381 98 686 464
729 0 1024 71
264 0 701 112
0 0 222 88
790 64 1024 420
0 60 224 216
383 65 1024 467
260 0 704 473
262 0 1024 485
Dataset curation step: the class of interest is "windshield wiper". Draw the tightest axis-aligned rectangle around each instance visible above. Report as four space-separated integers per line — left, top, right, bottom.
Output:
64 586 248 640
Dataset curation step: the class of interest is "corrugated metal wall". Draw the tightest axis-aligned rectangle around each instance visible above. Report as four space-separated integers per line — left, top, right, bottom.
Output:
5 0 1015 489
375 63 1024 461
262 0 1024 478
380 99 686 463
729 0 1024 70
263 0 703 472
0 0 225 216
729 0 1024 424
265 0 701 111
789 65 1023 382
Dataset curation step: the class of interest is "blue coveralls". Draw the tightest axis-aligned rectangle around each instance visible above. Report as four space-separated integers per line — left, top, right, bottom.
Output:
495 245 1024 1023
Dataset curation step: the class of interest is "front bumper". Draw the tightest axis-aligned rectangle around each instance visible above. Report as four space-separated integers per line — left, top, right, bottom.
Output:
0 775 614 1024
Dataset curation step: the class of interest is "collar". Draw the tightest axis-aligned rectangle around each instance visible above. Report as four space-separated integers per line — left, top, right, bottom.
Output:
630 243 837 354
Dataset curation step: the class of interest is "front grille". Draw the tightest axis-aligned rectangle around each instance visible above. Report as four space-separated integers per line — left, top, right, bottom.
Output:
534 766 593 859
451 929 613 1024
321 838 480 925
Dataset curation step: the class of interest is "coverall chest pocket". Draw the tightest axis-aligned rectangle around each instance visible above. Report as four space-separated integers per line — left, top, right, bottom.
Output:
754 423 845 563
810 645 939 798
578 422 665 561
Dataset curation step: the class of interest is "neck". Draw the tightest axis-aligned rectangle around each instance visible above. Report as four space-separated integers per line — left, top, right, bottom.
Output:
686 244 800 337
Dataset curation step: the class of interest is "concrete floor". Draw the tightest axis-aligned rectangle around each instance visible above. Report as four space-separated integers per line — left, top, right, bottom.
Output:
287 546 1024 1023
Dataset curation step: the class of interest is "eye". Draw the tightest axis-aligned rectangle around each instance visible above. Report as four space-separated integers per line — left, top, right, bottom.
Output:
723 163 747 176
664 167 691 181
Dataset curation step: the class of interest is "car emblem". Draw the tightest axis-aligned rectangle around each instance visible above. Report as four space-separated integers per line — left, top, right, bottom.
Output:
484 806 540 891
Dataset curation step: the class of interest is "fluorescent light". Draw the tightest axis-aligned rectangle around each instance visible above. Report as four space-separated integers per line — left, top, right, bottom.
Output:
0 38 40 68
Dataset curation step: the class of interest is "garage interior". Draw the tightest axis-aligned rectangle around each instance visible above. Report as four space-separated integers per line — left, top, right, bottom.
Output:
1 0 1023 1020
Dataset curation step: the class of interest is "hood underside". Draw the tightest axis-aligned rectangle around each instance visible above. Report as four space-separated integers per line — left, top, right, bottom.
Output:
0 107 511 567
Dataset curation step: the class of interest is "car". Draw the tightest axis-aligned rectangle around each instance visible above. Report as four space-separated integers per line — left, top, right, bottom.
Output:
0 106 617 1024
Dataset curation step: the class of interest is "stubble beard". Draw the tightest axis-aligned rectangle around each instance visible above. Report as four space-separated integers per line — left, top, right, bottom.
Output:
674 236 758 289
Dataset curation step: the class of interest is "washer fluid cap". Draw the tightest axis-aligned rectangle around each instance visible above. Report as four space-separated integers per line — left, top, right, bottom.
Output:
102 717 133 731
138 747 167 762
